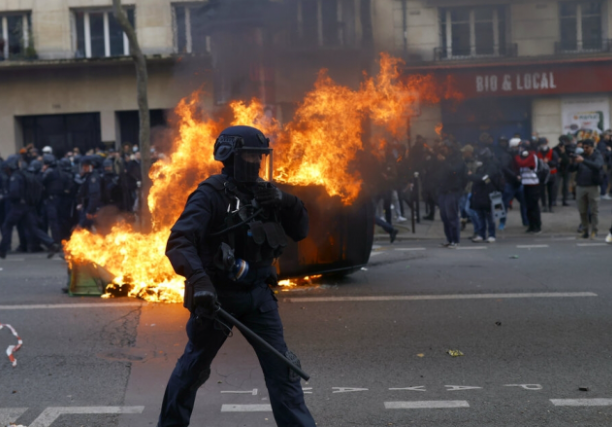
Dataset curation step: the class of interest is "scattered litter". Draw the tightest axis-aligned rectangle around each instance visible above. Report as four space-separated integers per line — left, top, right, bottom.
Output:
361 267 368 271
579 386 589 392
447 349 464 357
218 380 223 384
0 323 23 367
509 255 519 259
416 353 425 358
495 321 502 326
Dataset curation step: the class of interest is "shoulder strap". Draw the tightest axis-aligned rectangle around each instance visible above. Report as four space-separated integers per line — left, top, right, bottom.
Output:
198 174 228 191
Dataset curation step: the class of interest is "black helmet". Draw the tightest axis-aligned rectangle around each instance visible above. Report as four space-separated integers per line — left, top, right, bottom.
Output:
28 160 42 174
59 158 73 172
2 154 21 172
213 126 272 182
43 154 56 166
103 158 114 169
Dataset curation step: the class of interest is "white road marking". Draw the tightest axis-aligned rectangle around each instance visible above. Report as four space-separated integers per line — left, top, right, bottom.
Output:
577 243 607 247
385 401 470 409
372 245 382 249
456 246 487 250
445 385 482 391
221 389 258 395
0 408 27 425
516 244 549 248
29 406 144 427
504 384 542 390
332 387 369 393
221 404 272 412
286 292 597 303
550 398 612 407
370 252 384 257
0 302 145 311
389 386 426 392
394 248 426 251
302 387 313 394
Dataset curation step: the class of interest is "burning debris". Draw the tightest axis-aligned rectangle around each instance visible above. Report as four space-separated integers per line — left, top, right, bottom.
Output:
63 54 460 303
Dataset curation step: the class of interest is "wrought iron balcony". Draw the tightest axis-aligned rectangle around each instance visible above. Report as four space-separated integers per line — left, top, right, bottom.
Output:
555 39 612 54
434 43 518 61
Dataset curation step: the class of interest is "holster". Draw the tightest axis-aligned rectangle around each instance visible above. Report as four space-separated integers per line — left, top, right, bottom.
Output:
183 280 194 311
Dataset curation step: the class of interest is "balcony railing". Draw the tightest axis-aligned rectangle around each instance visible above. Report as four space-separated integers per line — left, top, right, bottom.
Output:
434 43 518 61
555 39 612 54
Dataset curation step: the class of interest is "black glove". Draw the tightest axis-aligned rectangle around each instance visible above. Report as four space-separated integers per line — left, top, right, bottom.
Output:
188 272 218 317
255 184 297 209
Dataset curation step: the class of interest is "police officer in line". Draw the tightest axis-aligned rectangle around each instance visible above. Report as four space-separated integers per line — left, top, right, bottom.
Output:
58 158 79 240
76 157 102 230
41 154 63 244
158 126 316 427
0 155 59 259
101 159 122 209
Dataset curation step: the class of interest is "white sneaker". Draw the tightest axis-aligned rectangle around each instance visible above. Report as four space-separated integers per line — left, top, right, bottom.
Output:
606 232 612 244
472 236 484 242
397 216 408 222
602 194 612 201
487 236 496 243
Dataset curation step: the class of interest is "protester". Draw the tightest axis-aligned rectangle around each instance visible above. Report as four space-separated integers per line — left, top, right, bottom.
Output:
459 145 480 238
537 138 559 212
569 139 604 239
514 141 542 234
469 147 504 243
597 131 612 200
498 137 528 230
436 140 467 248
555 135 571 206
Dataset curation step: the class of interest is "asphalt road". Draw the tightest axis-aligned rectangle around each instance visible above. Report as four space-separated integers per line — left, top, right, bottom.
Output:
1 233 611 427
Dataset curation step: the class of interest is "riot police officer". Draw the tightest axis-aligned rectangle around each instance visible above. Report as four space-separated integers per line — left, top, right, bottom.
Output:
41 154 63 244
158 126 315 427
76 157 102 229
0 155 59 259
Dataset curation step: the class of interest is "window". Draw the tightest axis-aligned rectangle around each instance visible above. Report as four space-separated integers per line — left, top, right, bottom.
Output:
293 0 357 48
20 113 101 158
559 2 604 52
173 4 213 54
73 9 135 58
0 12 32 60
439 6 507 59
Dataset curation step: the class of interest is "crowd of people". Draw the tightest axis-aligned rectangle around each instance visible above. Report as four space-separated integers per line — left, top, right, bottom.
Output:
0 143 157 259
373 131 612 247
2 131 612 258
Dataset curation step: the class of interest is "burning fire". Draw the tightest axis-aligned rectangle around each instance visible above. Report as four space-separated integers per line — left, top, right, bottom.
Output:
63 53 460 303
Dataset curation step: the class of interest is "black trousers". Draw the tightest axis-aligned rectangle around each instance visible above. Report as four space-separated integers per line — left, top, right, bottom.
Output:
559 172 569 203
524 185 542 231
540 175 558 209
0 202 54 253
158 282 316 427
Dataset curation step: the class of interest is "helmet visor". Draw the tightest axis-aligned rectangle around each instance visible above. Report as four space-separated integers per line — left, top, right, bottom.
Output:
234 147 273 182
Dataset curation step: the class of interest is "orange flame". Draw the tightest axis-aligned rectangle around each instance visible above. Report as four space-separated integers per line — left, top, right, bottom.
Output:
63 53 461 302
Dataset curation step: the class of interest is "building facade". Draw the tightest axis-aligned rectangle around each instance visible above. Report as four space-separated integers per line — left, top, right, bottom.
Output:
0 0 611 157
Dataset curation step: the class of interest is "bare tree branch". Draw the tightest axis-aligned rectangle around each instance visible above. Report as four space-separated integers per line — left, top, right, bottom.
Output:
112 0 152 229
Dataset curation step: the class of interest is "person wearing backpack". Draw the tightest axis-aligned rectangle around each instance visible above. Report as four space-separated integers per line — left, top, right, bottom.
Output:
0 155 60 259
536 138 559 213
514 141 542 233
568 139 604 239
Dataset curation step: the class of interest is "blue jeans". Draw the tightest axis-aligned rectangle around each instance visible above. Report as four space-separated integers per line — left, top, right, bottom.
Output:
460 193 480 235
500 183 529 226
438 191 461 244
475 209 495 239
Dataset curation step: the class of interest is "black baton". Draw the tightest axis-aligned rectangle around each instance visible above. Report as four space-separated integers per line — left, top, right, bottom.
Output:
215 307 311 381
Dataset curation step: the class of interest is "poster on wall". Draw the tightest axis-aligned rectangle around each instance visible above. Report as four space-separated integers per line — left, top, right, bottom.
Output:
561 97 610 142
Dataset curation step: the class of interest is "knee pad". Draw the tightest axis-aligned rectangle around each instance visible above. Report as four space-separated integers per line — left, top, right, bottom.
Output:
285 350 301 383
190 367 211 391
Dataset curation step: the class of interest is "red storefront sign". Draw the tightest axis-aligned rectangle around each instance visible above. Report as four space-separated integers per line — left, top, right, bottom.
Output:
406 57 612 99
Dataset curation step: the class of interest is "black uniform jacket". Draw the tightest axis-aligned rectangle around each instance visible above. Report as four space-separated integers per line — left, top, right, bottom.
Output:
165 174 309 284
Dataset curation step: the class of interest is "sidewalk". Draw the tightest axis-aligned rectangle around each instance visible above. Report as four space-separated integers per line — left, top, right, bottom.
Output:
375 198 612 242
